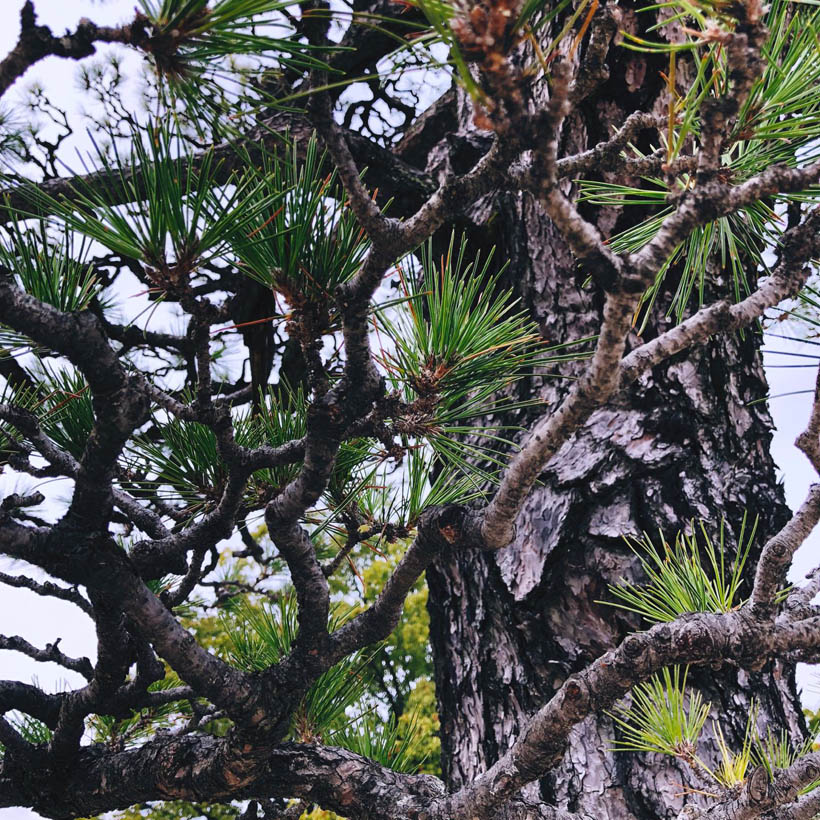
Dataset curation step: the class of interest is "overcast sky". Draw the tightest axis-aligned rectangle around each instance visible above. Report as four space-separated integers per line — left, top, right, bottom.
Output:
0 2 819 818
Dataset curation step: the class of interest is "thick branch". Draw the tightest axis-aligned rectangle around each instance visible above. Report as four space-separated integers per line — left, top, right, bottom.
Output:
1 735 444 820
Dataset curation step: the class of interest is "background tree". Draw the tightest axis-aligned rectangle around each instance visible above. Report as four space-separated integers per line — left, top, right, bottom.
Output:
2 0 820 819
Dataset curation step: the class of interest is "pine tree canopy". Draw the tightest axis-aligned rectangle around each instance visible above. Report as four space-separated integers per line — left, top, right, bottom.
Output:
4 0 820 818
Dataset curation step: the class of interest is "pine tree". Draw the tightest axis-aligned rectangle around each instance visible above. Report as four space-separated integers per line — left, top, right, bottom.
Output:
2 0 820 818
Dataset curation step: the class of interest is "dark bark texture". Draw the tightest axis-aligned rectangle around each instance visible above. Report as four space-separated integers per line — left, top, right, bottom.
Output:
423 42 802 820
4 0 820 816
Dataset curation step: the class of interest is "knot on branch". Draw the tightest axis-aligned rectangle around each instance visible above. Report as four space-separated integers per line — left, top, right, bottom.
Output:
653 623 673 646
621 633 648 661
726 610 772 669
614 633 650 677
744 765 770 804
418 504 473 551
674 614 718 660
559 677 591 719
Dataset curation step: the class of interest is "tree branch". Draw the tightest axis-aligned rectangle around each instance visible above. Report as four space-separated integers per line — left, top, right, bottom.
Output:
0 571 92 616
0 635 93 680
0 2 146 100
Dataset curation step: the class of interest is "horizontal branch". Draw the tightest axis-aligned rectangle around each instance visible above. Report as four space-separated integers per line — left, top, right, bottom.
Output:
0 112 435 224
554 113 663 179
0 2 144 100
0 571 92 615
0 634 93 679
629 163 820 286
0 735 444 820
681 753 820 820
0 679 61 726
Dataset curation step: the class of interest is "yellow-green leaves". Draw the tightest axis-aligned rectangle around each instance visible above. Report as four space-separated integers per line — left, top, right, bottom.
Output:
604 515 757 624
609 666 709 761
611 671 818 791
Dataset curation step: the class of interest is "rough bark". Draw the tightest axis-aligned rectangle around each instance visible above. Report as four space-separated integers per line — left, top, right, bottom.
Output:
2 0 819 816
424 33 803 820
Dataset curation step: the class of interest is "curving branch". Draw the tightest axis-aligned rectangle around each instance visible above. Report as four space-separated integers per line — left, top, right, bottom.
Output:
678 754 820 820
480 191 820 552
0 2 146 101
751 484 820 618
0 571 92 616
0 634 93 679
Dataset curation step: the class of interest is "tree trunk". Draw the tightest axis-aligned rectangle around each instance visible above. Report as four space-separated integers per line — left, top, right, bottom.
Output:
417 22 805 819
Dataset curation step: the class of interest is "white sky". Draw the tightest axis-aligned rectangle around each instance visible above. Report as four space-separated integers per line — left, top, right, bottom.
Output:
0 2 819 818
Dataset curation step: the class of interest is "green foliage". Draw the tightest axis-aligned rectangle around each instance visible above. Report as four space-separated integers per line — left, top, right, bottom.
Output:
603 515 757 624
228 136 369 319
224 593 372 741
0 712 52 758
612 677 818 790
0 219 106 352
137 0 329 81
171 533 441 781
578 0 820 327
376 233 588 486
619 0 746 53
223 591 307 670
804 706 820 742
349 447 482 536
133 417 226 511
26 123 284 287
245 385 309 495
232 230 595 540
129 386 307 513
735 1 820 169
382 237 538 410
708 716 756 788
609 666 710 762
402 0 485 102
0 364 94 462
328 709 427 774
352 539 441 775
396 678 441 776
0 712 53 762
222 591 430 768
0 218 102 314
751 724 818 784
